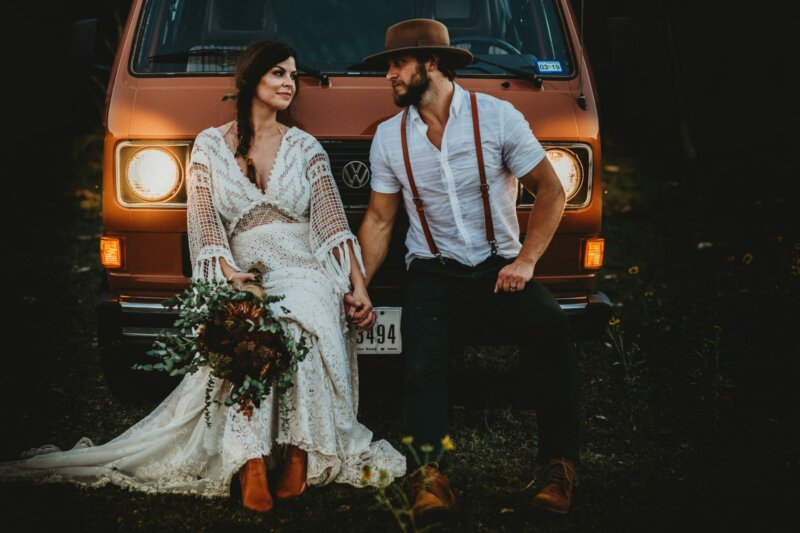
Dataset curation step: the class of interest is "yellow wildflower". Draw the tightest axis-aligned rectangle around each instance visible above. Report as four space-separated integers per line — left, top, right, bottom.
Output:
742 252 753 265
401 435 414 445
360 465 372 484
608 317 621 327
628 265 640 275
644 291 654 298
420 444 434 454
441 435 455 452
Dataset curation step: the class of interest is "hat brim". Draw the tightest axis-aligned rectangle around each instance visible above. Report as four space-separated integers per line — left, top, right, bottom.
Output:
360 46 474 70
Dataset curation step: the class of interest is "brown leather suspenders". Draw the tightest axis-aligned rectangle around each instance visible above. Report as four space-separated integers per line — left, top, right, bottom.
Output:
401 108 442 259
400 91 497 264
469 91 498 256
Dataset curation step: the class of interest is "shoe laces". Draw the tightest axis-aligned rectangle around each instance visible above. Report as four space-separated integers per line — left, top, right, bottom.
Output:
529 459 578 492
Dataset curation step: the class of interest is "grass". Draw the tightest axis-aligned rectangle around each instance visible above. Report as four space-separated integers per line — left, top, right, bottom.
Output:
1 132 797 531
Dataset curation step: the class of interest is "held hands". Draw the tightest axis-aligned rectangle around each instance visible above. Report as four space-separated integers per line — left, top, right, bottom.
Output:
494 259 536 293
343 285 377 332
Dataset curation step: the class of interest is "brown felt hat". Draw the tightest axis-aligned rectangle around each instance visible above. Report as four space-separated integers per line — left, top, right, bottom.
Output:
362 18 474 70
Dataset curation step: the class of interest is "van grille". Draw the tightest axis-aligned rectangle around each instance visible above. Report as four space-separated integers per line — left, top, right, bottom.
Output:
318 139 372 208
318 140 593 210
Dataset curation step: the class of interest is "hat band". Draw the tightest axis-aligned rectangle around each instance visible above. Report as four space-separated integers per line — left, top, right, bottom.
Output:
386 39 450 51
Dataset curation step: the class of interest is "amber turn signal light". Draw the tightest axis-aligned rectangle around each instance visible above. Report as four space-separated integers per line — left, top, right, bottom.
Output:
584 238 604 270
100 237 123 269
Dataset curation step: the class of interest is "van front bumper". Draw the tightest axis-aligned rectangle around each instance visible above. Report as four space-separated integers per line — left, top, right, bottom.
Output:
95 289 613 347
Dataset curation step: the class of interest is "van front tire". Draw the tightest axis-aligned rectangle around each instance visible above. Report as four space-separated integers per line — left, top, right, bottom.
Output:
99 339 180 403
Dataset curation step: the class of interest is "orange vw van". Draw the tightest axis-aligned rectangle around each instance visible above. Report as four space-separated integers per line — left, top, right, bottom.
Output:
78 0 611 397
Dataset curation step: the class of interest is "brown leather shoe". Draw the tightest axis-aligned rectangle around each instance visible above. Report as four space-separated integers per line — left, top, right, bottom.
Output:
239 457 273 513
274 445 308 500
408 464 456 524
528 457 578 514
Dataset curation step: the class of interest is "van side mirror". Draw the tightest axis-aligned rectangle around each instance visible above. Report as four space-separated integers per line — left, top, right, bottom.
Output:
607 17 642 71
73 18 108 72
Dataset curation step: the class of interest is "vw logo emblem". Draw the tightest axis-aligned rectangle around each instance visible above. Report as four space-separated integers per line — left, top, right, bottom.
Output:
341 161 371 189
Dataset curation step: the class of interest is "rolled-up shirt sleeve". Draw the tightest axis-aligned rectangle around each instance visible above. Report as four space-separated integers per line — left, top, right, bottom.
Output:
369 125 402 194
500 101 547 179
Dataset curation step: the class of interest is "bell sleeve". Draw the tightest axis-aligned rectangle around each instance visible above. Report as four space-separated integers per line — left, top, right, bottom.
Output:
186 139 242 283
307 143 366 294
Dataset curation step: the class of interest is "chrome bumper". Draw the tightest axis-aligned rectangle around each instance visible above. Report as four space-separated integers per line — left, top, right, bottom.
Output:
104 292 612 341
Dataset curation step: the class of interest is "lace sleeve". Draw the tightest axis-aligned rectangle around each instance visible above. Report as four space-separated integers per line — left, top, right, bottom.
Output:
307 144 365 294
186 140 241 282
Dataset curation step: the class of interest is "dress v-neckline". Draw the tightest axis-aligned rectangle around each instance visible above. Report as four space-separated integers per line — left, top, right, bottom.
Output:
211 125 293 198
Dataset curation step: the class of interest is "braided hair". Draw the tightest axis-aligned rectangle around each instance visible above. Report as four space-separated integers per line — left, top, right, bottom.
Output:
233 40 299 185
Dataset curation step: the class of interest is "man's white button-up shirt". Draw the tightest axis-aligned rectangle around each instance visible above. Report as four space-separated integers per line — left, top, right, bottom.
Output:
370 82 547 268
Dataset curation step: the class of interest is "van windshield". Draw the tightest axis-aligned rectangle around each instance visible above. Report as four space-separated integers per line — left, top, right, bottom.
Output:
132 0 573 78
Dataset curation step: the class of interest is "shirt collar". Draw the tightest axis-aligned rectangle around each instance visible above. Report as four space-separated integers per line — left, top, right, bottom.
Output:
409 82 468 123
450 82 468 118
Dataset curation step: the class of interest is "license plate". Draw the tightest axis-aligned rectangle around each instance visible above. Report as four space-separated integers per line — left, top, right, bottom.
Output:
356 307 402 354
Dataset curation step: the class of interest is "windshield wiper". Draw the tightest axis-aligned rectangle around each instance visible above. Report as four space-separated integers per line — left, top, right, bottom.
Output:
469 57 542 88
298 64 330 87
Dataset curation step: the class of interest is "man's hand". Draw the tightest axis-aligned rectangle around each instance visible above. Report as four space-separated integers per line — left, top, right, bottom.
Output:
343 285 376 331
494 259 536 293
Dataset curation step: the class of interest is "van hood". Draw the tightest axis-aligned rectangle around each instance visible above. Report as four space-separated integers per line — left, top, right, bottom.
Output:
112 77 592 141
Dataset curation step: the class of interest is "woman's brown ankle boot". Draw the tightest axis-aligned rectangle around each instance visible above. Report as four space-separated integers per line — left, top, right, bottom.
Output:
274 445 308 500
239 457 273 512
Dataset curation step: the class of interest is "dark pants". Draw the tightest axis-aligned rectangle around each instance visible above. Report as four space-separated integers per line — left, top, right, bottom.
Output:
401 255 580 470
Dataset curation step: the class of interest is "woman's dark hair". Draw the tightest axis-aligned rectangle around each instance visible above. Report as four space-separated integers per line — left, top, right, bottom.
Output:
233 40 298 181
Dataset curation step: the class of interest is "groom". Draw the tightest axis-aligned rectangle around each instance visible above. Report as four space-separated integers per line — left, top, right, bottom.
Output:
354 19 581 518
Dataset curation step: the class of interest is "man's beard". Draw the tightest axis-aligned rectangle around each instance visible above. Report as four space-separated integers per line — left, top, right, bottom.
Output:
394 65 430 108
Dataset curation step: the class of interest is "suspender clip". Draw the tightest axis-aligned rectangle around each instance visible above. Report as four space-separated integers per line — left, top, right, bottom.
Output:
489 240 498 256
435 253 446 266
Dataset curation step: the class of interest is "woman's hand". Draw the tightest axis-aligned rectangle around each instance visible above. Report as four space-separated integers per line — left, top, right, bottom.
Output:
343 285 376 332
226 270 257 289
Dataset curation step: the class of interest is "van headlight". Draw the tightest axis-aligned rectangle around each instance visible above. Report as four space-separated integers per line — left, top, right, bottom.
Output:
517 143 592 208
545 148 583 201
116 141 191 207
127 148 182 201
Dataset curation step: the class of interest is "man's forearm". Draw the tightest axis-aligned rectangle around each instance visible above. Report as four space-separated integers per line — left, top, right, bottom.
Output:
518 183 566 264
358 217 393 286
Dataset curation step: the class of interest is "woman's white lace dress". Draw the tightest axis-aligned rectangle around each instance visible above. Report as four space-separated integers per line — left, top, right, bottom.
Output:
0 126 406 496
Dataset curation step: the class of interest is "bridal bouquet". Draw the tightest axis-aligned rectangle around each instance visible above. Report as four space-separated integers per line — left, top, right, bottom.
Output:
136 262 310 425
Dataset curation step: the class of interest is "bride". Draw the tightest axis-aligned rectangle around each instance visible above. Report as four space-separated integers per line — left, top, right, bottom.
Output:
0 40 406 512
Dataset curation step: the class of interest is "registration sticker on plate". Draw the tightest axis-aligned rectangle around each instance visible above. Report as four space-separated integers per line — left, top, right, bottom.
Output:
356 307 402 354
